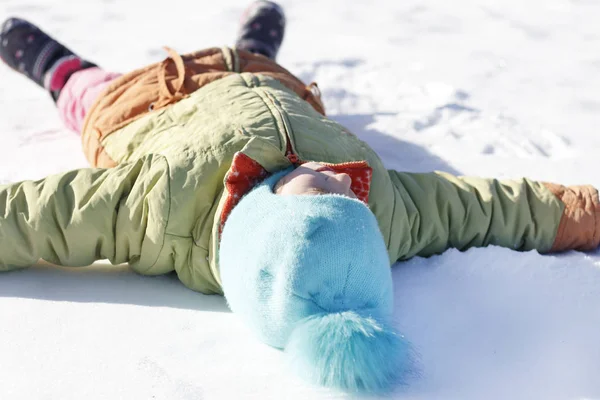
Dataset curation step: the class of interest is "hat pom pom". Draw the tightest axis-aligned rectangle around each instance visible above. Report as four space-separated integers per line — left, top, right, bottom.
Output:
285 310 411 393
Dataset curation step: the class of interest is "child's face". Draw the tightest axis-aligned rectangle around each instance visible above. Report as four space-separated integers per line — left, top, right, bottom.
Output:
274 162 358 199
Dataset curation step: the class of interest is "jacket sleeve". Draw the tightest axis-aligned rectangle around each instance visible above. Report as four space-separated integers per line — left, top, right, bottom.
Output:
387 170 600 261
0 154 170 273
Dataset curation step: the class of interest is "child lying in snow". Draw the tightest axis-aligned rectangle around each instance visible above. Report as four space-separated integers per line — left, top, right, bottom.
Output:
1 1 599 393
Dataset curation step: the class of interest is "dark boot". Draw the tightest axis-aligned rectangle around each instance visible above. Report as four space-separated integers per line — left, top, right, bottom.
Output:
0 17 96 102
235 1 286 61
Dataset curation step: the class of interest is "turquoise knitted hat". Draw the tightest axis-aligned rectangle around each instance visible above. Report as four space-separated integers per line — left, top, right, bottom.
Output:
219 169 410 393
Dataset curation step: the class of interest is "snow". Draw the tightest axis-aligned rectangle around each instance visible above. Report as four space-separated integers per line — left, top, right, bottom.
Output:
1 0 600 398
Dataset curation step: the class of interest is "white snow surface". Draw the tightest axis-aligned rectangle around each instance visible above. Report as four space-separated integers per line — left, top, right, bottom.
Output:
1 0 600 399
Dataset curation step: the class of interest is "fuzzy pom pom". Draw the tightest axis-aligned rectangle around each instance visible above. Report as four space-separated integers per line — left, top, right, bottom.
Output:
285 310 411 393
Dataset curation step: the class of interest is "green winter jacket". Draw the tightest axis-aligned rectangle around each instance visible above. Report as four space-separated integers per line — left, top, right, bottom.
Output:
0 72 594 294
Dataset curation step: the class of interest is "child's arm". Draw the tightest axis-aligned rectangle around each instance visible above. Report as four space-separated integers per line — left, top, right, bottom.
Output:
386 170 600 261
0 154 170 273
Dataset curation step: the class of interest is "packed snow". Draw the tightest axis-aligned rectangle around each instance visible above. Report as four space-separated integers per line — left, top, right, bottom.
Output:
1 0 600 399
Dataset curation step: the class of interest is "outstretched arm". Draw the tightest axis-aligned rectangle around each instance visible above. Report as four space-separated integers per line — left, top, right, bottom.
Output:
0 154 170 273
387 170 600 261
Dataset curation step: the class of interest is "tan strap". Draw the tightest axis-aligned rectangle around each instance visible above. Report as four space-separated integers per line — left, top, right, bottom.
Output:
157 47 186 104
306 82 321 99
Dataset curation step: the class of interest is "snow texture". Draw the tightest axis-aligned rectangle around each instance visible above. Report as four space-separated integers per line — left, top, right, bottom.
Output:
1 0 600 399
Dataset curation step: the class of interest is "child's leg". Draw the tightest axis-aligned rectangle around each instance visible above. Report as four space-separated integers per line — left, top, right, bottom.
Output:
56 67 121 134
0 18 98 100
235 1 286 60
0 17 120 134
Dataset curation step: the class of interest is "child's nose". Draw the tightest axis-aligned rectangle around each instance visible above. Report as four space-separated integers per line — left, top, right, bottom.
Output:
333 172 352 188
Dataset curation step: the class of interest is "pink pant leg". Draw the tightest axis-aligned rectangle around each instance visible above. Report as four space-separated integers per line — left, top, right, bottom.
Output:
56 67 121 134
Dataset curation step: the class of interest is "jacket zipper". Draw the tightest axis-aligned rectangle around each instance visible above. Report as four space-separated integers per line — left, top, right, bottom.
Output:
264 91 299 165
238 59 299 165
285 141 298 164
